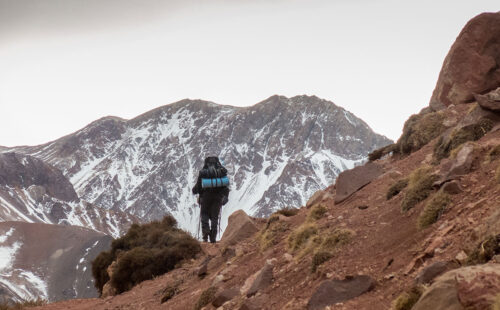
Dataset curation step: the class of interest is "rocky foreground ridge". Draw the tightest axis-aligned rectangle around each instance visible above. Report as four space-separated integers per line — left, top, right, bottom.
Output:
29 11 500 310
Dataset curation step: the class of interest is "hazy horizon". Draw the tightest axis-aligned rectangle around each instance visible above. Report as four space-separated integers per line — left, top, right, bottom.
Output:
1 0 499 147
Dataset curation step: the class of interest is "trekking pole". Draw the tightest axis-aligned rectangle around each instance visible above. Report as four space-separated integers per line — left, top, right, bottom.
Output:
196 199 201 240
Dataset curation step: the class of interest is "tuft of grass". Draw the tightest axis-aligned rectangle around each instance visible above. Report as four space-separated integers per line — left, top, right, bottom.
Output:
392 286 424 310
465 234 500 265
487 144 500 162
258 217 290 251
161 280 182 304
401 166 438 212
307 204 328 222
386 179 409 200
417 191 451 229
0 299 46 310
193 286 217 310
274 207 299 217
287 223 318 252
397 112 446 155
434 119 494 161
91 215 201 294
311 251 332 272
492 294 500 310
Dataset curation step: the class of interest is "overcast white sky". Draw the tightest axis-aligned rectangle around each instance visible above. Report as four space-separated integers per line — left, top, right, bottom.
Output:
0 0 498 147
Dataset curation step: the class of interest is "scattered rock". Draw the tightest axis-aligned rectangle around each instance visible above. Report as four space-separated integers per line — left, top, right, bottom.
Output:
239 294 269 310
444 142 476 179
246 262 274 297
413 264 500 310
197 259 210 277
307 275 375 310
429 12 500 110
334 162 384 204
357 205 368 210
220 210 259 247
455 251 468 263
283 253 293 262
414 261 451 285
212 288 240 307
475 87 500 112
441 180 463 195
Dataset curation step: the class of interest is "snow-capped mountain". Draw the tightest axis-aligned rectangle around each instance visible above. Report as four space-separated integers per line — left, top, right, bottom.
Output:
0 152 138 238
10 95 392 234
0 222 112 302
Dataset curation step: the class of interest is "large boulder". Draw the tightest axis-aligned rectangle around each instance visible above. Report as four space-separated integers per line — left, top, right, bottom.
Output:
475 87 500 112
413 264 500 310
220 210 258 246
307 275 375 310
429 12 500 110
334 162 383 204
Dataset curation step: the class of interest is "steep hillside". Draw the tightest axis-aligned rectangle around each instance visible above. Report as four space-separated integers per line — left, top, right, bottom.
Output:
0 222 112 302
9 95 391 233
30 11 500 310
0 152 138 238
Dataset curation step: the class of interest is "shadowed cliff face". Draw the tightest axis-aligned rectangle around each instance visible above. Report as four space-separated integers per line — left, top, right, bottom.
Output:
8 95 391 233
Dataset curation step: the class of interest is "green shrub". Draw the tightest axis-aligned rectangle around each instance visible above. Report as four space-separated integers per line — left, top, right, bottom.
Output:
274 207 299 217
434 119 494 160
91 215 201 294
311 251 332 272
392 286 424 310
401 167 438 212
465 234 500 265
397 112 446 155
386 179 409 200
287 223 318 252
417 191 450 229
307 204 328 221
194 286 217 310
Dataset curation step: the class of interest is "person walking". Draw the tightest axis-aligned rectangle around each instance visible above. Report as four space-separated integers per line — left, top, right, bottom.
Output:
192 156 230 243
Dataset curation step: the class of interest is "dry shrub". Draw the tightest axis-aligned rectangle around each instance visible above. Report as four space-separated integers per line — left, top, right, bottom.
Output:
368 143 397 161
465 234 500 265
307 204 327 222
434 119 494 160
392 286 424 310
311 251 332 272
194 287 217 310
417 191 450 229
492 294 500 310
401 166 438 212
287 223 318 252
386 179 409 200
91 215 201 294
161 280 182 304
487 144 500 162
397 112 446 155
274 207 299 217
258 217 290 251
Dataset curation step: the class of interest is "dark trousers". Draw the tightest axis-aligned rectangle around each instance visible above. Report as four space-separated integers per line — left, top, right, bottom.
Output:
200 198 221 243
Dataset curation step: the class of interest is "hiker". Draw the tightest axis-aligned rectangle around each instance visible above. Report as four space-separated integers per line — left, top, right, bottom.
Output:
192 156 230 243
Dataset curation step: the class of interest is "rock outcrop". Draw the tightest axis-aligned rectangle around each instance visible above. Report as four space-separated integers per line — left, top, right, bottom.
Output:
220 210 258 247
334 162 384 204
475 87 500 112
413 264 500 310
429 12 500 110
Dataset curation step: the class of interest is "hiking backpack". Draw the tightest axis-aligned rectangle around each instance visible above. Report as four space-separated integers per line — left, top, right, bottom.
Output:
200 157 230 189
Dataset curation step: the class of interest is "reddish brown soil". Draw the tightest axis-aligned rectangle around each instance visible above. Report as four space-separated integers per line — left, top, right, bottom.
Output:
34 103 500 310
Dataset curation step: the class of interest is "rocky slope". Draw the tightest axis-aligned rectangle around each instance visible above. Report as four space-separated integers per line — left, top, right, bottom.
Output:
0 222 112 302
9 95 391 234
30 11 500 310
0 152 138 238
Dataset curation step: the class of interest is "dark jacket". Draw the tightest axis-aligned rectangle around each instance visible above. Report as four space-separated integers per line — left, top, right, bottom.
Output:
192 157 230 204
